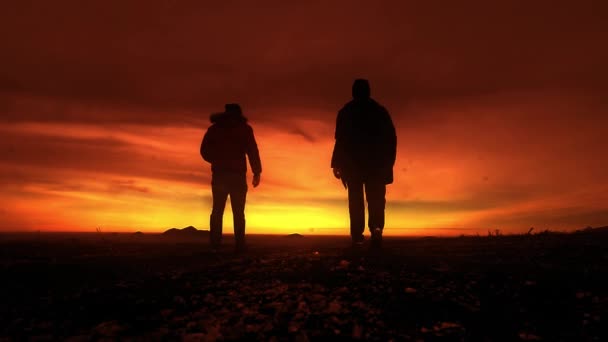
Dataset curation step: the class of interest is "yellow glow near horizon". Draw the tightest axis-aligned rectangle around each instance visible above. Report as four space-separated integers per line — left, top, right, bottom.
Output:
2 109 607 236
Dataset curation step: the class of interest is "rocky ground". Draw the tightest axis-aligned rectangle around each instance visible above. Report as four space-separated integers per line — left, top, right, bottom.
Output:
1 232 607 341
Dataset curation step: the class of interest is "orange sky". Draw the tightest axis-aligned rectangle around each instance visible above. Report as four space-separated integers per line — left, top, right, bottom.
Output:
1 1 607 235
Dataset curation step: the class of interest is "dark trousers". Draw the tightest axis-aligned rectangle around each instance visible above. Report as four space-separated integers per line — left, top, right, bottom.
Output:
210 173 247 247
347 180 386 240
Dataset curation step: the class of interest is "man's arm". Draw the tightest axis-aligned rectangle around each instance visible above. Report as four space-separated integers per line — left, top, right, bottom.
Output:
385 109 397 167
200 128 214 163
246 125 262 186
331 109 348 188
331 109 346 171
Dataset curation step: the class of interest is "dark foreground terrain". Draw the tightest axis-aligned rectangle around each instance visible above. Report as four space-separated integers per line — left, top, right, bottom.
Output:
1 232 607 341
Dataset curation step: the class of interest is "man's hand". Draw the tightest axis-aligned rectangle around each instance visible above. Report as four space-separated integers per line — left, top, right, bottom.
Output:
333 168 342 179
333 168 347 189
252 173 261 188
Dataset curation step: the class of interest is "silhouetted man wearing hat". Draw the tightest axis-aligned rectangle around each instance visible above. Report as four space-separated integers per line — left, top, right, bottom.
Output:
201 104 262 252
331 79 397 248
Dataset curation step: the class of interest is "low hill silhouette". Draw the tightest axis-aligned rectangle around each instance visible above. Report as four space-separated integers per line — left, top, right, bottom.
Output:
286 233 304 238
162 226 210 237
576 225 608 234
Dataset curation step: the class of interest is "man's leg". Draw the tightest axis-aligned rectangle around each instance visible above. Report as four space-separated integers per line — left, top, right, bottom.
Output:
366 181 386 231
210 176 229 249
229 174 248 251
365 181 386 247
347 180 365 243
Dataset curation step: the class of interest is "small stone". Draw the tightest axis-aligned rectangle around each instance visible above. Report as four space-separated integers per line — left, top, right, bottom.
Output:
352 324 363 339
519 332 542 340
327 301 342 314
94 320 125 337
182 333 207 342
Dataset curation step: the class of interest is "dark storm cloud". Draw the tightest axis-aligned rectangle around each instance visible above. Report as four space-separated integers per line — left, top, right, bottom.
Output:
1 0 606 125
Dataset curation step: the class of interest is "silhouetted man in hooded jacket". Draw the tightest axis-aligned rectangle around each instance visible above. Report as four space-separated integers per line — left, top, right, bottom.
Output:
331 79 396 247
200 104 262 251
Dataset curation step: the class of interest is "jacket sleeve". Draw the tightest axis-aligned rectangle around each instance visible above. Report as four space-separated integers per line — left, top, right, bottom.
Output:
246 125 262 174
331 110 346 169
383 108 397 167
200 127 214 163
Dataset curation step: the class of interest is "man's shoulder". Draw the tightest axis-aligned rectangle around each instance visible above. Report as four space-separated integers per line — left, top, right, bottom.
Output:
369 100 391 119
243 122 254 131
233 122 254 136
368 98 387 110
339 100 356 114
340 99 387 113
205 123 217 133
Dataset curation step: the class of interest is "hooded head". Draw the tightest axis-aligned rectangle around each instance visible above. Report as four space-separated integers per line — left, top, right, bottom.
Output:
224 103 243 116
210 103 247 123
352 79 371 100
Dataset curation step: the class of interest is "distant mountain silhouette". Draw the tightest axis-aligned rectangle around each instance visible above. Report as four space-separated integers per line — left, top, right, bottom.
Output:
576 225 608 234
286 233 304 238
162 226 210 237
133 231 144 236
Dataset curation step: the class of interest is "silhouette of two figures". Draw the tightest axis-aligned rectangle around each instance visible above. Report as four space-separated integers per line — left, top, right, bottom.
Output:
200 80 396 251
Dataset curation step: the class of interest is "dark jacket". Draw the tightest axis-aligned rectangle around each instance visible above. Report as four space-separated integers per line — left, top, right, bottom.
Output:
200 112 262 175
331 98 396 184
